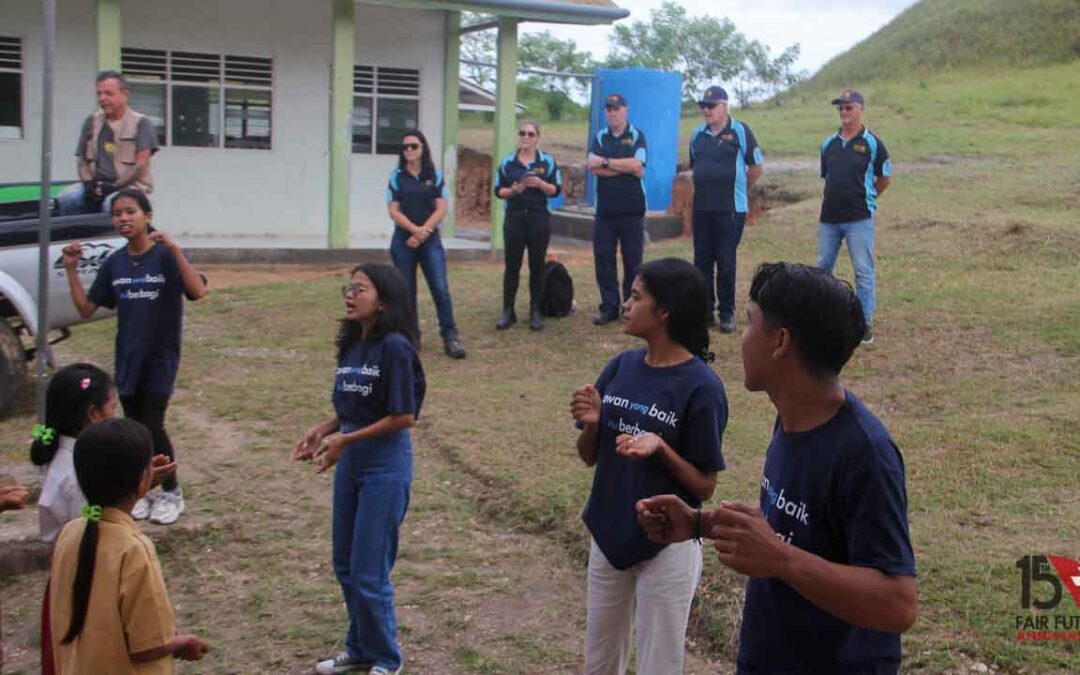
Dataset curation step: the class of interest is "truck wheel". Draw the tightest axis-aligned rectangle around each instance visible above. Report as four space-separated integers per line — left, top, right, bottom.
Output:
0 320 28 418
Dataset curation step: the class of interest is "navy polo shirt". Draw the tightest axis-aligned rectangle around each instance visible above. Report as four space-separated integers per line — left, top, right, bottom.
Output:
819 127 891 224
737 391 916 674
386 168 447 230
495 149 562 212
582 349 727 570
689 119 763 213
590 124 648 217
87 244 188 397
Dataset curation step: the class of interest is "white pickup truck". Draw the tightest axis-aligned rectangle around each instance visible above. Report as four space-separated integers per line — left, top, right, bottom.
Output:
0 201 122 415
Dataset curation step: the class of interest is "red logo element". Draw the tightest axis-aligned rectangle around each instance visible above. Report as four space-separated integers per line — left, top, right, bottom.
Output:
1048 556 1080 608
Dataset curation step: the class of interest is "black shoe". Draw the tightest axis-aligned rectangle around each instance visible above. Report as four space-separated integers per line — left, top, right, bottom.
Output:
718 314 736 334
529 306 544 331
443 335 466 359
861 324 874 345
593 312 619 326
495 308 517 331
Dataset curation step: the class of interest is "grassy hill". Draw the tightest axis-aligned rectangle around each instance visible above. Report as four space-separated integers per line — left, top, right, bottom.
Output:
807 0 1080 89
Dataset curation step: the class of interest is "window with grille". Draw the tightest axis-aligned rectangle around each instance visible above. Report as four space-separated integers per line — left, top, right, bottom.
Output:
121 47 273 150
0 36 24 140
352 65 419 155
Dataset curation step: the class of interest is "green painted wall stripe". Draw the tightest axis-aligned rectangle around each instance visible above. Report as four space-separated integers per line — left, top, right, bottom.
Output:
442 11 461 238
96 0 122 72
0 184 70 204
491 17 518 250
328 0 354 249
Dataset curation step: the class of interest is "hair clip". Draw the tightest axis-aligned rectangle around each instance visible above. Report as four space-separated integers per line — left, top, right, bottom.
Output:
80 377 91 390
81 505 103 522
31 424 56 444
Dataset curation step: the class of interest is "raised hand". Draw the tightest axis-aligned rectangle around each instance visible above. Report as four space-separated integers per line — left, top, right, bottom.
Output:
61 241 84 270
571 384 602 425
149 454 178 488
615 432 664 459
709 501 788 578
148 230 177 251
290 425 325 462
636 494 696 543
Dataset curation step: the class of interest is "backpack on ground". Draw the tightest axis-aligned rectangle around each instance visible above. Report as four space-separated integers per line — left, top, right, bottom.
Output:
539 260 574 318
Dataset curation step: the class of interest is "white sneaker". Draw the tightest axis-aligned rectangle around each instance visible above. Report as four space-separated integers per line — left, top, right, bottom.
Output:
131 489 159 520
149 488 185 525
315 652 370 674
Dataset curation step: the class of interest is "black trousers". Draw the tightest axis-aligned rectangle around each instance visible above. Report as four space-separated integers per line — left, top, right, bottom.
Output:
121 391 177 491
503 210 552 309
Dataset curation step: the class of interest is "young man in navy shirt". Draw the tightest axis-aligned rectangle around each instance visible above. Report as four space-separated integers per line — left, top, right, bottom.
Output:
587 93 648 326
689 85 764 334
818 89 892 345
637 262 917 674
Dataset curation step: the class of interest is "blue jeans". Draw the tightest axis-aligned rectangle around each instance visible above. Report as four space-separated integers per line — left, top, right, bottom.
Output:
55 182 118 215
390 230 458 340
817 217 876 325
692 211 746 319
331 429 412 670
593 214 644 316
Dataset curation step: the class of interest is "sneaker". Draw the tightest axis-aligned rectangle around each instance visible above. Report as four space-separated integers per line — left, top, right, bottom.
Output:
718 314 736 334
131 489 159 520
149 488 185 525
861 324 874 345
592 311 619 326
368 667 402 675
316 652 371 674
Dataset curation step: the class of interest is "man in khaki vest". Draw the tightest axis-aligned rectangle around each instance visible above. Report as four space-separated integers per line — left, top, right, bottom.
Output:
55 71 159 215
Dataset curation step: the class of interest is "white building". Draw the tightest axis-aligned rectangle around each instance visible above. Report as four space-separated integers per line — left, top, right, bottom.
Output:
0 0 625 248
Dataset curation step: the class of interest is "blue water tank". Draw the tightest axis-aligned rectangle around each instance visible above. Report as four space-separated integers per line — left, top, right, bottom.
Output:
585 68 683 212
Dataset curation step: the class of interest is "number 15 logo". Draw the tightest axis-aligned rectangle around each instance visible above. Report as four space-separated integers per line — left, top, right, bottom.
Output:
1016 555 1080 610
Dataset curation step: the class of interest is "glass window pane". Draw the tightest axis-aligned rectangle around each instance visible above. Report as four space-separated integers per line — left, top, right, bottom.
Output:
352 96 372 154
224 88 271 150
0 72 22 140
171 85 219 147
375 99 418 155
128 82 166 145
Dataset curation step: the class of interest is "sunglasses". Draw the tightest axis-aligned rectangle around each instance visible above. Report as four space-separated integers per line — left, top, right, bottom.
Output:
699 103 721 110
400 143 421 151
518 130 537 137
837 105 858 112
603 105 623 111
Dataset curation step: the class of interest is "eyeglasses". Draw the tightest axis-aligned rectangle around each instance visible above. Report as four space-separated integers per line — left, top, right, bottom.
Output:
518 130 537 137
699 103 720 111
340 283 362 298
400 143 421 151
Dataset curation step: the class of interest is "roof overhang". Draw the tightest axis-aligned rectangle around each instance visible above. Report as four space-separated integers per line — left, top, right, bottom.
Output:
357 0 629 25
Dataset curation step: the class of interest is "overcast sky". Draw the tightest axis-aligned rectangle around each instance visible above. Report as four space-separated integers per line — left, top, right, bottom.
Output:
525 0 919 78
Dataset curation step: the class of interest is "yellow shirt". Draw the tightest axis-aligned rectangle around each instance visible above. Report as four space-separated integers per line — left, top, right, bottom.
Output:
49 507 176 674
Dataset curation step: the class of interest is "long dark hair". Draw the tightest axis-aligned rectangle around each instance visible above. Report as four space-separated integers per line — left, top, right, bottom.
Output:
397 129 437 183
62 418 153 644
30 363 114 466
110 189 156 233
336 262 419 361
636 258 714 362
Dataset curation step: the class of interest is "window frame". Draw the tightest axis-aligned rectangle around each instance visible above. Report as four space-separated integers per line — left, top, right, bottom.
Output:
352 64 420 157
0 34 26 142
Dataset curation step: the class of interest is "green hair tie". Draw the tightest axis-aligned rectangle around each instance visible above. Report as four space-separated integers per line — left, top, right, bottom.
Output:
81 505 103 522
32 424 56 444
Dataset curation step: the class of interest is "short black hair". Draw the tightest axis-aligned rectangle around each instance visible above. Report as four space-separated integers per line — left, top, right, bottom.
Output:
749 262 865 376
95 70 128 90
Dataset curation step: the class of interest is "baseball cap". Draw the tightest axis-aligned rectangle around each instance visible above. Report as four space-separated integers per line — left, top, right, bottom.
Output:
604 93 627 108
831 89 865 107
698 86 729 105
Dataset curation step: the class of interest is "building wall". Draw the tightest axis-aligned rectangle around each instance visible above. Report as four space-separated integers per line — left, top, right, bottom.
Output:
0 0 448 242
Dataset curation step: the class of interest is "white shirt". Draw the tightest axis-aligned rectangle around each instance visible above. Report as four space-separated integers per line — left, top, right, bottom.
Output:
38 435 86 543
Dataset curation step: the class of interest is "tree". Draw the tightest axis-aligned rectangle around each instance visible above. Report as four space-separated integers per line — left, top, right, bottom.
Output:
460 13 496 89
518 30 595 97
732 43 806 106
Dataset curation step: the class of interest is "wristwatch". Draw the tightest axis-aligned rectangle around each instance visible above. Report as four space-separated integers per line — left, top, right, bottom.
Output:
602 157 610 169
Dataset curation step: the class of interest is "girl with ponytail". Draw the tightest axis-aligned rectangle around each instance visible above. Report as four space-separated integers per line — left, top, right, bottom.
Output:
569 257 729 673
48 418 208 672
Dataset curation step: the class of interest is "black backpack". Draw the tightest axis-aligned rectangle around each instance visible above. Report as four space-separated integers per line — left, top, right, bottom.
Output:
539 260 574 317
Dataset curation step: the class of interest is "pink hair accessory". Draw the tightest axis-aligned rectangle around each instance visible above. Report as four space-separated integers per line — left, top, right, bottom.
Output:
80 377 91 390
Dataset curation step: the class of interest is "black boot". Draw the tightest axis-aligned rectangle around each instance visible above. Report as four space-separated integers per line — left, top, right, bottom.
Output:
529 305 544 331
443 334 466 359
496 307 517 330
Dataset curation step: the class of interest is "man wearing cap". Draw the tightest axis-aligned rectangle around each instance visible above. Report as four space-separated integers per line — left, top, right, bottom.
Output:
689 86 764 333
587 93 648 326
817 89 892 344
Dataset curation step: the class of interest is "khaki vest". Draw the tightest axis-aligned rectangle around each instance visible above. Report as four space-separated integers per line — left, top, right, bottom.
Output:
84 108 154 193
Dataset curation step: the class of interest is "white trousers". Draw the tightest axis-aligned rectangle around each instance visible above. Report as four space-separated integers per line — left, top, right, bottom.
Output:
584 538 703 675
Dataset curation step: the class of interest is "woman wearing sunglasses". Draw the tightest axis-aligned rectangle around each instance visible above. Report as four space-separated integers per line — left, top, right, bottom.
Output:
386 129 466 359
494 121 562 331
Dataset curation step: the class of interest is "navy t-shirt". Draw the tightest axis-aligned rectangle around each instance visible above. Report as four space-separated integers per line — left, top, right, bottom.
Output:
689 118 763 213
737 390 916 674
386 168 446 232
590 125 648 217
495 149 562 212
819 127 892 224
332 332 425 430
583 349 727 570
87 244 187 397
